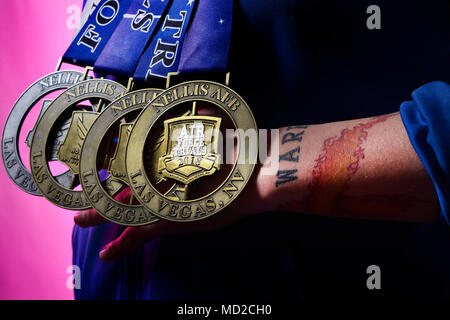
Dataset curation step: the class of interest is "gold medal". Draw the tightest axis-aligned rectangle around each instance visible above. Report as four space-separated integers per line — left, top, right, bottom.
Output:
79 88 163 225
126 80 258 222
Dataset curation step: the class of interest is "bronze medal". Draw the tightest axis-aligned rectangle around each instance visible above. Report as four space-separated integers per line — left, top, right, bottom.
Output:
126 80 258 222
79 88 163 225
30 79 126 210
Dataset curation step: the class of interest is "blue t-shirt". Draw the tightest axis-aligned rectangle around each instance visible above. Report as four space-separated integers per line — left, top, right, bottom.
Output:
73 0 450 299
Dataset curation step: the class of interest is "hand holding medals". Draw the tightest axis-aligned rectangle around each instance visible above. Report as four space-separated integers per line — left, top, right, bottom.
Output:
2 0 258 227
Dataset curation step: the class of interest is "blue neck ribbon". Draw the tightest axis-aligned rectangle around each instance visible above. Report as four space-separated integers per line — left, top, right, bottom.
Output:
178 0 233 74
94 0 172 77
65 0 234 81
63 0 134 66
133 0 196 81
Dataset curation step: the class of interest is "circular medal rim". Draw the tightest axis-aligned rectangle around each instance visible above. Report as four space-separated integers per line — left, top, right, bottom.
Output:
80 88 162 226
2 70 85 195
29 78 126 210
126 80 258 222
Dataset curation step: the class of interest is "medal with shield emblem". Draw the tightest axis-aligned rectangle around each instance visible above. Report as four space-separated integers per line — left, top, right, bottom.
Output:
126 80 258 222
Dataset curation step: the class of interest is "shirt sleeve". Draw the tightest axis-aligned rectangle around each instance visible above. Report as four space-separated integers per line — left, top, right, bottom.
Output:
400 81 450 226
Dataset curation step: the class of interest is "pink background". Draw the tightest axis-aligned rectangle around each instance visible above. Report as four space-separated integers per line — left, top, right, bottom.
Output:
0 0 83 299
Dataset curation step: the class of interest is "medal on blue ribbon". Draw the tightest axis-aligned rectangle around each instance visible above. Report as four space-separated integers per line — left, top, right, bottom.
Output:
78 0 194 221
125 0 259 223
27 0 141 208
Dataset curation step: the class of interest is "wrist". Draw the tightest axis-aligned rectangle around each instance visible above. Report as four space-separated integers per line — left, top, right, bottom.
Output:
264 125 311 213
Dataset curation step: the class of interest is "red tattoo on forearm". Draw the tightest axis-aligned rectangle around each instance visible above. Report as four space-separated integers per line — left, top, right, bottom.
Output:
308 115 394 214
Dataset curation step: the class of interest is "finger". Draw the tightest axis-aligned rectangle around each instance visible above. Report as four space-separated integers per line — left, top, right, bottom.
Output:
99 222 170 261
74 188 132 228
74 209 108 228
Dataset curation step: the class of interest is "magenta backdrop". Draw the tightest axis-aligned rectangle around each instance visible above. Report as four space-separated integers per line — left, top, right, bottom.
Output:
0 0 83 300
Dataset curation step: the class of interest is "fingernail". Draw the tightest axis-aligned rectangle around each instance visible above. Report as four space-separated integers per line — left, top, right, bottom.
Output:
100 245 112 260
74 213 85 225
99 248 108 260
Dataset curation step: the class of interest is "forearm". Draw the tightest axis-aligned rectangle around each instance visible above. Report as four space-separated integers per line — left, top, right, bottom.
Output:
261 112 440 223
74 113 441 262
